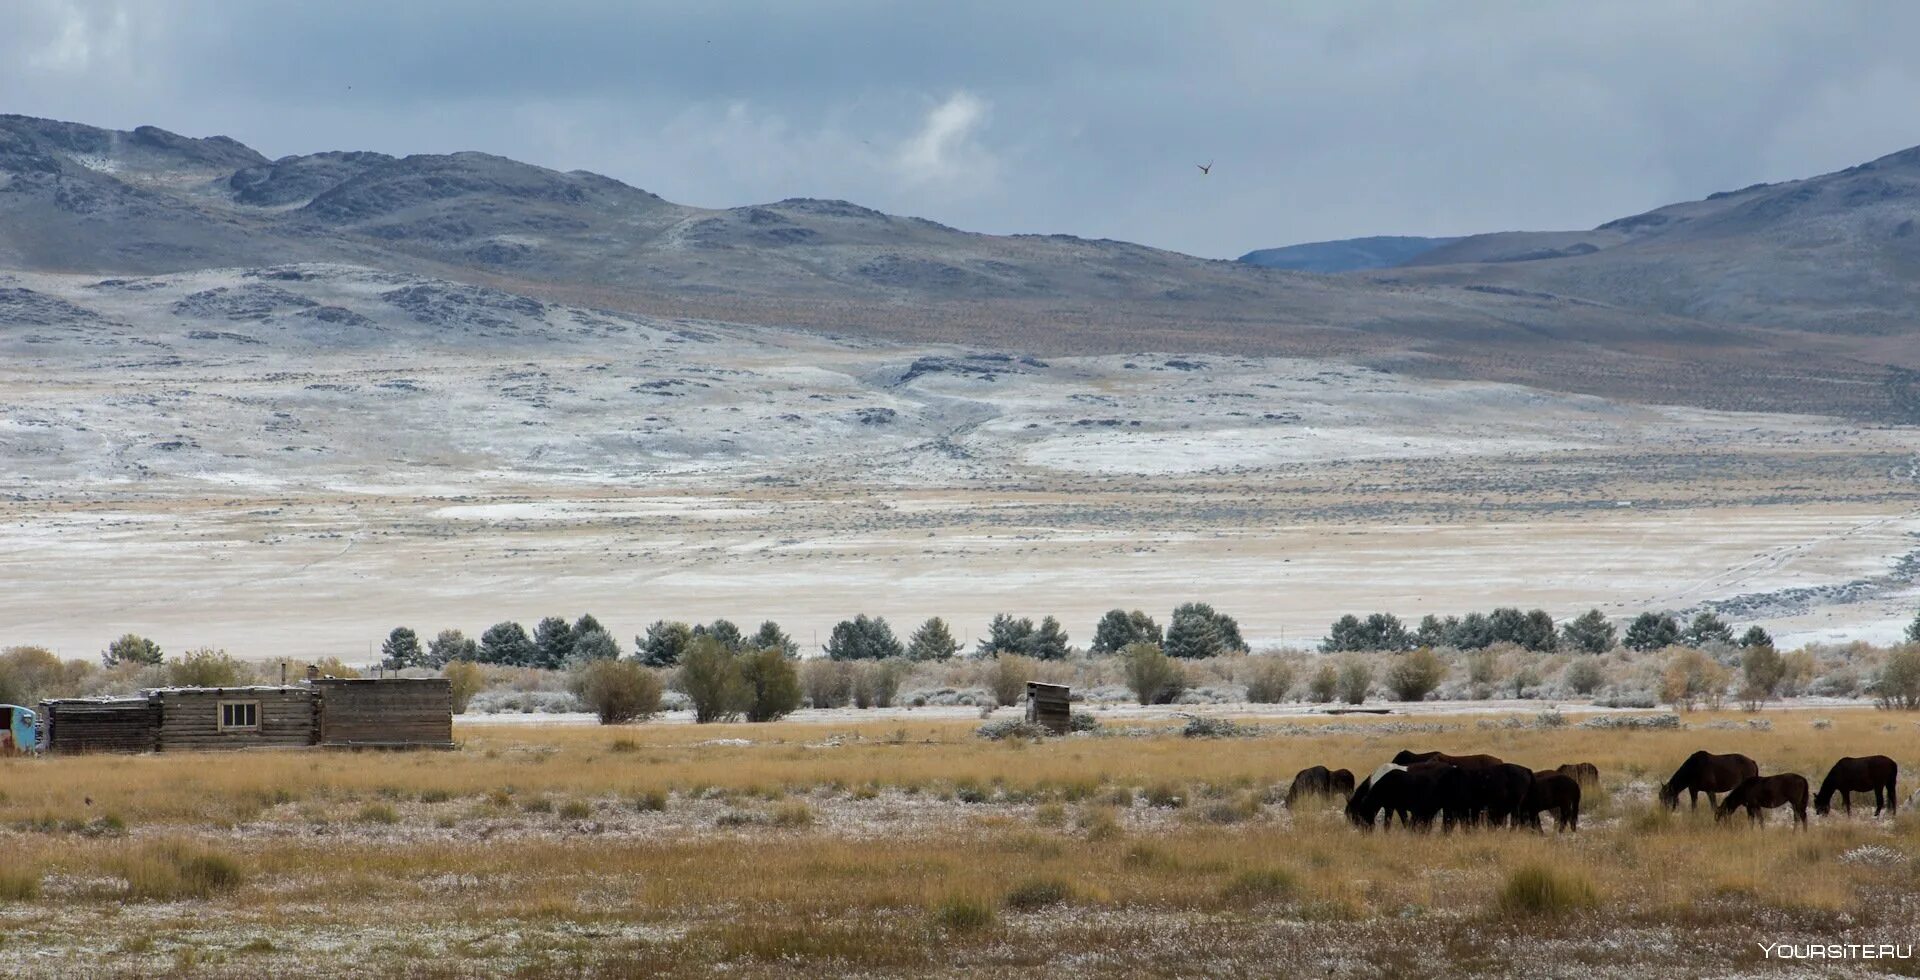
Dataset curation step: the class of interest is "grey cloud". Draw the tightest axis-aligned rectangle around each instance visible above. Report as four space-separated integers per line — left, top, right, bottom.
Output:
6 0 1919 257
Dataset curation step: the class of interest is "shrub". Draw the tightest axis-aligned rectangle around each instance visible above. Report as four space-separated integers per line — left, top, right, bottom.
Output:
1182 716 1252 738
1121 643 1185 705
357 803 399 824
1305 663 1337 703
1740 643 1786 705
1496 864 1598 916
120 840 245 900
801 658 853 708
1242 656 1295 703
977 718 1051 741
167 648 246 688
987 654 1039 707
0 645 93 704
739 646 803 721
1874 644 1920 710
1384 649 1446 701
770 801 814 827
1659 647 1731 711
851 660 902 709
1335 658 1372 704
634 788 669 812
1563 658 1606 695
443 660 485 713
679 637 748 723
1004 877 1073 911
570 660 664 724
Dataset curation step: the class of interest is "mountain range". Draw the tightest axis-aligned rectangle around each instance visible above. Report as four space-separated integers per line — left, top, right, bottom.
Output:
4 113 1919 420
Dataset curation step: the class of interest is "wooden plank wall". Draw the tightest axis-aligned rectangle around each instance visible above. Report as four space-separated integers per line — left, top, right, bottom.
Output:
43 699 159 754
314 678 454 747
154 688 316 750
1026 682 1072 734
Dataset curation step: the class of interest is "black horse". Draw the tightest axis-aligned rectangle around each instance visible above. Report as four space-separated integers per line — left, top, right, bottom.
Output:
1392 749 1504 770
1716 774 1810 828
1286 765 1357 807
1351 764 1453 831
1660 751 1758 811
1519 770 1581 832
1815 756 1898 817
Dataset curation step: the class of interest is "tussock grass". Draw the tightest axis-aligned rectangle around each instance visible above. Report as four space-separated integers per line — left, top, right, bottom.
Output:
119 839 245 900
1497 863 1599 916
356 802 400 825
932 893 997 931
0 866 41 901
1003 876 1074 910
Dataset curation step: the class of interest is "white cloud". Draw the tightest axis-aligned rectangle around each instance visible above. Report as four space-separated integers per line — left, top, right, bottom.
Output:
892 91 996 188
23 0 133 73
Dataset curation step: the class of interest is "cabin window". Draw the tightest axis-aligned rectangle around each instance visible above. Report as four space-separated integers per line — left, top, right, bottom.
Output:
218 701 259 731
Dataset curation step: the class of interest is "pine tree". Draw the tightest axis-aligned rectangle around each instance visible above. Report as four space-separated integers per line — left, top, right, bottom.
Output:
1738 625 1774 649
1623 612 1680 652
636 620 694 667
748 620 799 658
570 628 620 662
1905 610 1920 644
1682 612 1734 648
1560 609 1616 654
695 619 745 653
1450 612 1496 650
1415 614 1456 649
532 616 575 669
380 627 424 669
975 614 1035 657
824 614 903 660
1026 615 1070 660
479 621 536 665
426 628 479 667
906 617 960 661
572 613 606 640
102 633 164 667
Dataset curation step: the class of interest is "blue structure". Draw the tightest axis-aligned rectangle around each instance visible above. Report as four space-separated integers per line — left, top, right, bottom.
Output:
2 704 40 755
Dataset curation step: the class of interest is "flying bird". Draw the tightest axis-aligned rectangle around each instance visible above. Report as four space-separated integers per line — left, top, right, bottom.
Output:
1197 161 1213 175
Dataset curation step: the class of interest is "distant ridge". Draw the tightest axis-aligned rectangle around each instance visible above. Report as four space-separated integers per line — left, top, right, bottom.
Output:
1237 235 1460 273
2 113 1918 420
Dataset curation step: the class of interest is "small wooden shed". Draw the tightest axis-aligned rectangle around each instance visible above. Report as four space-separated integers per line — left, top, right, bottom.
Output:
153 686 318 750
1025 682 1072 734
312 677 453 749
38 697 160 754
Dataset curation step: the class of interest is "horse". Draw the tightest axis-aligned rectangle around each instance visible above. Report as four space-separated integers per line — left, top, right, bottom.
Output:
1520 770 1582 832
1353 763 1453 831
1392 749 1505 770
1555 762 1600 788
1659 751 1759 811
1438 763 1535 829
1285 765 1357 807
1716 774 1810 828
1347 762 1407 828
1815 756 1898 817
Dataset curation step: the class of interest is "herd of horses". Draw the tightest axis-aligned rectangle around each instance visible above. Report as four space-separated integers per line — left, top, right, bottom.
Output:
1283 750 1899 832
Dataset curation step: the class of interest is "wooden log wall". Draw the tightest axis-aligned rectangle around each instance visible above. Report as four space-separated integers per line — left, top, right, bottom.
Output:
42 699 160 754
313 678 454 747
154 688 316 750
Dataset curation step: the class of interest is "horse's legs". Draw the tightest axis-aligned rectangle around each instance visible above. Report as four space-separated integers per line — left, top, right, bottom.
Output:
1872 788 1883 817
1841 790 1852 815
1795 804 1808 828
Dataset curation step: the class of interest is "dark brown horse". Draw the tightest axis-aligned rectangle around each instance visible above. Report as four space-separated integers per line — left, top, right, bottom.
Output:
1392 749 1505 770
1555 762 1600 788
1716 774 1810 828
1815 756 1898 817
1520 770 1581 832
1660 751 1759 811
1285 766 1357 807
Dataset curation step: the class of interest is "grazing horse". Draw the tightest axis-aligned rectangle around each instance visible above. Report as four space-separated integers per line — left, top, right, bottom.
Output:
1286 765 1357 807
1353 764 1452 831
1555 762 1600 788
1520 771 1582 832
1716 774 1810 828
1438 763 1535 829
1815 756 1898 817
1660 751 1759 811
1392 749 1505 770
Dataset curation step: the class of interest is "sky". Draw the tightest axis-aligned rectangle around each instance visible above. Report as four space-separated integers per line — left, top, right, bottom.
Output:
6 0 1920 259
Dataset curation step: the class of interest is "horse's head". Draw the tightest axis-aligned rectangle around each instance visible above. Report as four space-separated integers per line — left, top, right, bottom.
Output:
1813 792 1831 816
1390 750 1419 766
1657 782 1680 809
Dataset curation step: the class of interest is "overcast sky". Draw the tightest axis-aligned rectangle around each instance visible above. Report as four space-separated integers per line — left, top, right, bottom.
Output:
8 1 1920 258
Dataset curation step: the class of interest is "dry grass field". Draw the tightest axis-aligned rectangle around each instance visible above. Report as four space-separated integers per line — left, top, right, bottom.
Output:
3 709 1919 977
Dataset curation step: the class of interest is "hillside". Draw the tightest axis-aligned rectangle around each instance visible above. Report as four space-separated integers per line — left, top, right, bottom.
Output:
1238 236 1460 273
2 114 1918 419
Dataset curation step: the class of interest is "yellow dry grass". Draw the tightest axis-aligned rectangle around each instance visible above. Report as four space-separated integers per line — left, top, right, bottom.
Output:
0 709 1915 977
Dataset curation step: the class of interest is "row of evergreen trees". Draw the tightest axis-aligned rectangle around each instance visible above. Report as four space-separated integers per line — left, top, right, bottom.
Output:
378 603 1250 670
1321 607 1775 654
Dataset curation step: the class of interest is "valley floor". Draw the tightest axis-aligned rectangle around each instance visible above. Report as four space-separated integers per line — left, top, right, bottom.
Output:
1 710 1916 977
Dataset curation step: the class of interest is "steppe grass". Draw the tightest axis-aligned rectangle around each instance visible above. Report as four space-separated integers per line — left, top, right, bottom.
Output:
0 710 1915 974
